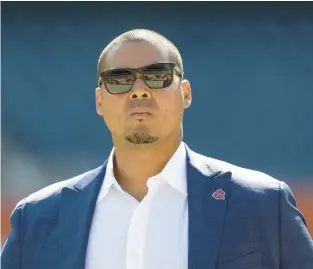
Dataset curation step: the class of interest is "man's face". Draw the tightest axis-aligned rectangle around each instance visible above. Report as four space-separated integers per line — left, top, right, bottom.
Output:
96 41 191 145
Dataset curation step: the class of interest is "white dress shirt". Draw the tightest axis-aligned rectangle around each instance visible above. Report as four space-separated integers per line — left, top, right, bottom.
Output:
85 142 188 269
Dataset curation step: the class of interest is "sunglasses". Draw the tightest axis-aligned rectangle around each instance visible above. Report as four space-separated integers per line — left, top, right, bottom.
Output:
99 63 183 94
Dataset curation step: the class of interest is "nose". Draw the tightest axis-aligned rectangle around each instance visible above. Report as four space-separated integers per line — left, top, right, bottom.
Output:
129 78 152 100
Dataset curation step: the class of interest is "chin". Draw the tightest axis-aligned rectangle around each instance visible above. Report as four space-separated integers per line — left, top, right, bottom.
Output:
125 132 158 145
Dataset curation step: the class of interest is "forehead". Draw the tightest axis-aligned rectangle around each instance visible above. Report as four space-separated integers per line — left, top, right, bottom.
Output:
104 41 170 71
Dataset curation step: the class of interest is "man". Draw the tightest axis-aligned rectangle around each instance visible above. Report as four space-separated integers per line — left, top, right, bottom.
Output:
1 29 313 269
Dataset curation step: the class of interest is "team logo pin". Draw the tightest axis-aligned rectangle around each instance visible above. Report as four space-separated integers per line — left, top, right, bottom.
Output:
211 189 226 200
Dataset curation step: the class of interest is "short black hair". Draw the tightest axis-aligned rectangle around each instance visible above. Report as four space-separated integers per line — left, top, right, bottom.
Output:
97 29 184 85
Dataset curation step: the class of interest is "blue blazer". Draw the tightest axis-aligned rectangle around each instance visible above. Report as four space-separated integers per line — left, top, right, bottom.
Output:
2 145 313 269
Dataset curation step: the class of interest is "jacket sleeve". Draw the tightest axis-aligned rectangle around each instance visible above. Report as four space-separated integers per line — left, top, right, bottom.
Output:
1 200 26 269
279 181 313 269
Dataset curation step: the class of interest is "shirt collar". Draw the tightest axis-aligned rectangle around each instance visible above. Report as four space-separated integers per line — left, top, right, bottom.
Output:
157 142 187 195
97 142 187 203
96 148 121 203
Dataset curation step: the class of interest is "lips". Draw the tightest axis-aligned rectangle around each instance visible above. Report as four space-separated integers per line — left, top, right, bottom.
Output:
130 112 152 117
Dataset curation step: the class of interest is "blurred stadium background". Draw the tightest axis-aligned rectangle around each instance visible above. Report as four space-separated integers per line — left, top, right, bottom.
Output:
1 2 312 244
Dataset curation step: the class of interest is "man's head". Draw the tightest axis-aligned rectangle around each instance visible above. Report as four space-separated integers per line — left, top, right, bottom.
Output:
95 29 192 146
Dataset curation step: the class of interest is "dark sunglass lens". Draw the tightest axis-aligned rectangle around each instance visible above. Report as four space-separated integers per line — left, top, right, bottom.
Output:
104 77 134 94
142 63 174 88
144 73 173 88
105 83 132 94
102 69 134 94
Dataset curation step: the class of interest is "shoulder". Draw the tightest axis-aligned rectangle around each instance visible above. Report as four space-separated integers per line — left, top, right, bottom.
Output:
210 156 281 191
15 166 103 210
198 151 295 210
187 147 285 196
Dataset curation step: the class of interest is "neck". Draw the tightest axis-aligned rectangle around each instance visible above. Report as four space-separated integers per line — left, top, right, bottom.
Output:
112 130 182 200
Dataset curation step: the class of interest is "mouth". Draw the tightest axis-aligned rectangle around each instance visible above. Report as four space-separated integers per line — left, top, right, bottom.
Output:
130 112 152 118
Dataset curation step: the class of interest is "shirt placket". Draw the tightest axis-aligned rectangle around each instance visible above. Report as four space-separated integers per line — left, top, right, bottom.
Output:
126 177 163 269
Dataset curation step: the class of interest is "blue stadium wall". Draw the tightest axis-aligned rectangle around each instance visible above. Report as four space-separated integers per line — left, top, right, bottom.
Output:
1 2 313 240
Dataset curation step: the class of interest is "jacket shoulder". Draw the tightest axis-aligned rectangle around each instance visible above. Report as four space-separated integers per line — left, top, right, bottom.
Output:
190 149 282 192
17 166 102 208
212 157 281 191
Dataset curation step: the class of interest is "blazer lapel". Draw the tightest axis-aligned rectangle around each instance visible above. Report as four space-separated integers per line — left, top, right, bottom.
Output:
186 147 232 269
56 162 107 269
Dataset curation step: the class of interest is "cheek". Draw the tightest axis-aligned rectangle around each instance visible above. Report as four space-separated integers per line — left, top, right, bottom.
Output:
101 97 124 128
159 90 184 117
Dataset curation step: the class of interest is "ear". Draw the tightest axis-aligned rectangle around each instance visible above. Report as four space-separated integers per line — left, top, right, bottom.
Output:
181 79 192 109
95 87 103 116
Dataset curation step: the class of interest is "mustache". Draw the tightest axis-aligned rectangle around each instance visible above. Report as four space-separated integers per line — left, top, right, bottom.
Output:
126 99 157 110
